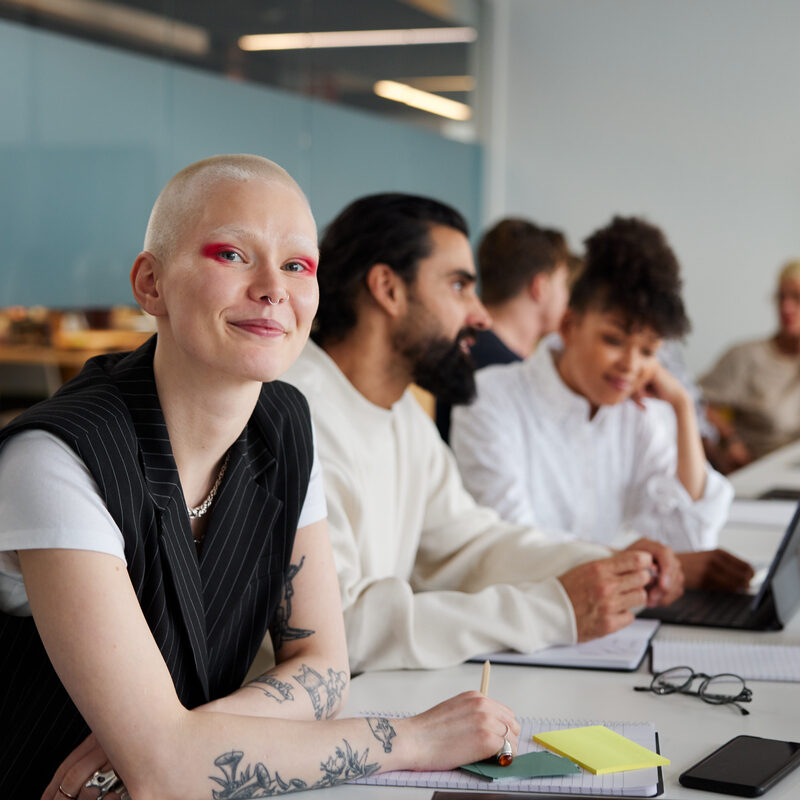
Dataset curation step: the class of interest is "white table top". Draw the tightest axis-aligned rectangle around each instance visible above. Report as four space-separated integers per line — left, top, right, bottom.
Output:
729 439 800 499
312 518 800 800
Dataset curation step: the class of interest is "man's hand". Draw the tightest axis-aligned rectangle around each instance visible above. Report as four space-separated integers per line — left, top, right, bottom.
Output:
678 549 755 591
558 551 654 641
625 538 684 606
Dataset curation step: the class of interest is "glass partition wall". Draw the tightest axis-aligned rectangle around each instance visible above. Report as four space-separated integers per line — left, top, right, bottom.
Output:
0 0 482 138
0 0 485 308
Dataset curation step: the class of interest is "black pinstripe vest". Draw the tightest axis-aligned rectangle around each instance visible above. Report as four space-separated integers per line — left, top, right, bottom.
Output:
0 337 313 794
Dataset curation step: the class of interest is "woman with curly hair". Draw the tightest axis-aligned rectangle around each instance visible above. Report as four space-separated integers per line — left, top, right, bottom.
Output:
451 216 752 592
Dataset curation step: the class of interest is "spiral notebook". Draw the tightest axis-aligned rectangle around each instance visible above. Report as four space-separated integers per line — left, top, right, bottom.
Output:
651 638 800 682
352 715 665 796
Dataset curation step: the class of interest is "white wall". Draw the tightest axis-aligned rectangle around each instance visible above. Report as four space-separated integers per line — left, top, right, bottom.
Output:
484 0 800 374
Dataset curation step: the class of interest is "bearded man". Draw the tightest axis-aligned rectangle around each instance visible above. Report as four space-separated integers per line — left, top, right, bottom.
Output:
282 193 683 674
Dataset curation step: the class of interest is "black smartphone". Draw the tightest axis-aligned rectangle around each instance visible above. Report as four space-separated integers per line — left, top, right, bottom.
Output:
679 735 800 797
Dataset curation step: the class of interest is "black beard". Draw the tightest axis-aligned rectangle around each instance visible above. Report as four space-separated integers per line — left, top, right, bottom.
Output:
406 331 477 406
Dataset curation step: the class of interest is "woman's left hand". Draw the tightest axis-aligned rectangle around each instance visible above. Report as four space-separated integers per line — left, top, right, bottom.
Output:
42 733 127 800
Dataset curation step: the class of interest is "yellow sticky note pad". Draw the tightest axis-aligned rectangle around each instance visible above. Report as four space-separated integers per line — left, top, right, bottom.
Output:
533 725 670 775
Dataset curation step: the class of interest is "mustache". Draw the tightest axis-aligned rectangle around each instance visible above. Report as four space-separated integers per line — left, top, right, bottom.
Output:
456 326 478 347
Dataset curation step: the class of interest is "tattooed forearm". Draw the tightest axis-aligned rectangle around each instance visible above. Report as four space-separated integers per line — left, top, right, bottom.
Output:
293 663 348 720
367 716 397 753
269 556 315 653
313 739 380 789
210 749 305 797
210 741 380 797
247 671 295 703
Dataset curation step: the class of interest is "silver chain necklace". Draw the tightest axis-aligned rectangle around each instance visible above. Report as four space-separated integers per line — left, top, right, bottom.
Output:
187 452 231 519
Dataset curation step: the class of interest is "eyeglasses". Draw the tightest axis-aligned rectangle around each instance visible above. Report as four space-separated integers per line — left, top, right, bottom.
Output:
634 666 753 715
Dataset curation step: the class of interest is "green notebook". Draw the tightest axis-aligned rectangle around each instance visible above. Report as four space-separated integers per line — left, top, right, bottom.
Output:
461 750 580 781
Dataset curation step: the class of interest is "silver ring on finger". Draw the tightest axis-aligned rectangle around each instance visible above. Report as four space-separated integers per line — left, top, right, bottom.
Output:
85 769 122 799
496 723 513 766
57 786 78 800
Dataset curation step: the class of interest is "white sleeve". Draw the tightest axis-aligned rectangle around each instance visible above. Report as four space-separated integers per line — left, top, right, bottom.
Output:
296 429 327 529
625 402 733 551
328 406 612 673
450 369 538 527
0 430 125 615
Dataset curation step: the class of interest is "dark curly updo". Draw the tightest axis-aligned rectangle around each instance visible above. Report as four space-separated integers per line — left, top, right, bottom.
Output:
570 216 690 339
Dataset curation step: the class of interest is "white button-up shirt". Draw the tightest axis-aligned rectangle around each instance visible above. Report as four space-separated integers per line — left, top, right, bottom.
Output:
451 335 733 551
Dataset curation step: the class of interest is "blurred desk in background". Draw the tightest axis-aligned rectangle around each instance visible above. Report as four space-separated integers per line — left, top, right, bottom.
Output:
0 329 152 376
0 331 152 420
729 439 800 500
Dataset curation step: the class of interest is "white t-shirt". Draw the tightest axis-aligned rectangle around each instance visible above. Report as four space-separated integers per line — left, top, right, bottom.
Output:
0 429 327 616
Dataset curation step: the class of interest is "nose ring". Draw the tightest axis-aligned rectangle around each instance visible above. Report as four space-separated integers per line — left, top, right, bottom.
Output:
266 293 289 305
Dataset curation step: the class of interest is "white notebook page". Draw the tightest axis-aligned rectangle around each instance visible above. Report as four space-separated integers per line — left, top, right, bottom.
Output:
651 638 800 682
471 619 660 671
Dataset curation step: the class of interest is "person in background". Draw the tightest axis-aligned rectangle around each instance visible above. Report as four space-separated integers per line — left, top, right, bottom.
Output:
451 216 752 592
436 218 571 441
700 258 800 472
283 193 684 676
0 157 519 798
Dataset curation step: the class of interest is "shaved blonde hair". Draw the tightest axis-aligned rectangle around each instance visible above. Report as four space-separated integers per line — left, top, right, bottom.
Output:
779 258 800 284
144 154 308 261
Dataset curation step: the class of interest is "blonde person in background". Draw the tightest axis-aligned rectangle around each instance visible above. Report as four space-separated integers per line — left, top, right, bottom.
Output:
451 216 753 593
700 258 800 473
0 156 519 799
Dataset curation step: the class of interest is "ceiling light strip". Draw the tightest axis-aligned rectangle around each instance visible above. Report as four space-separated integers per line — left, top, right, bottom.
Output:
4 0 209 56
402 75 475 92
239 27 476 52
373 80 472 121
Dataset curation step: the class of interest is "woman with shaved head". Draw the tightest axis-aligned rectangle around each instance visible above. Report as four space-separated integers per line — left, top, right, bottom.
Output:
0 156 518 798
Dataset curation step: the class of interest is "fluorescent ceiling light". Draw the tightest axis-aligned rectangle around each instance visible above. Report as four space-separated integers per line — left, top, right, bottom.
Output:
402 75 475 93
374 80 472 121
4 0 209 56
239 27 476 52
